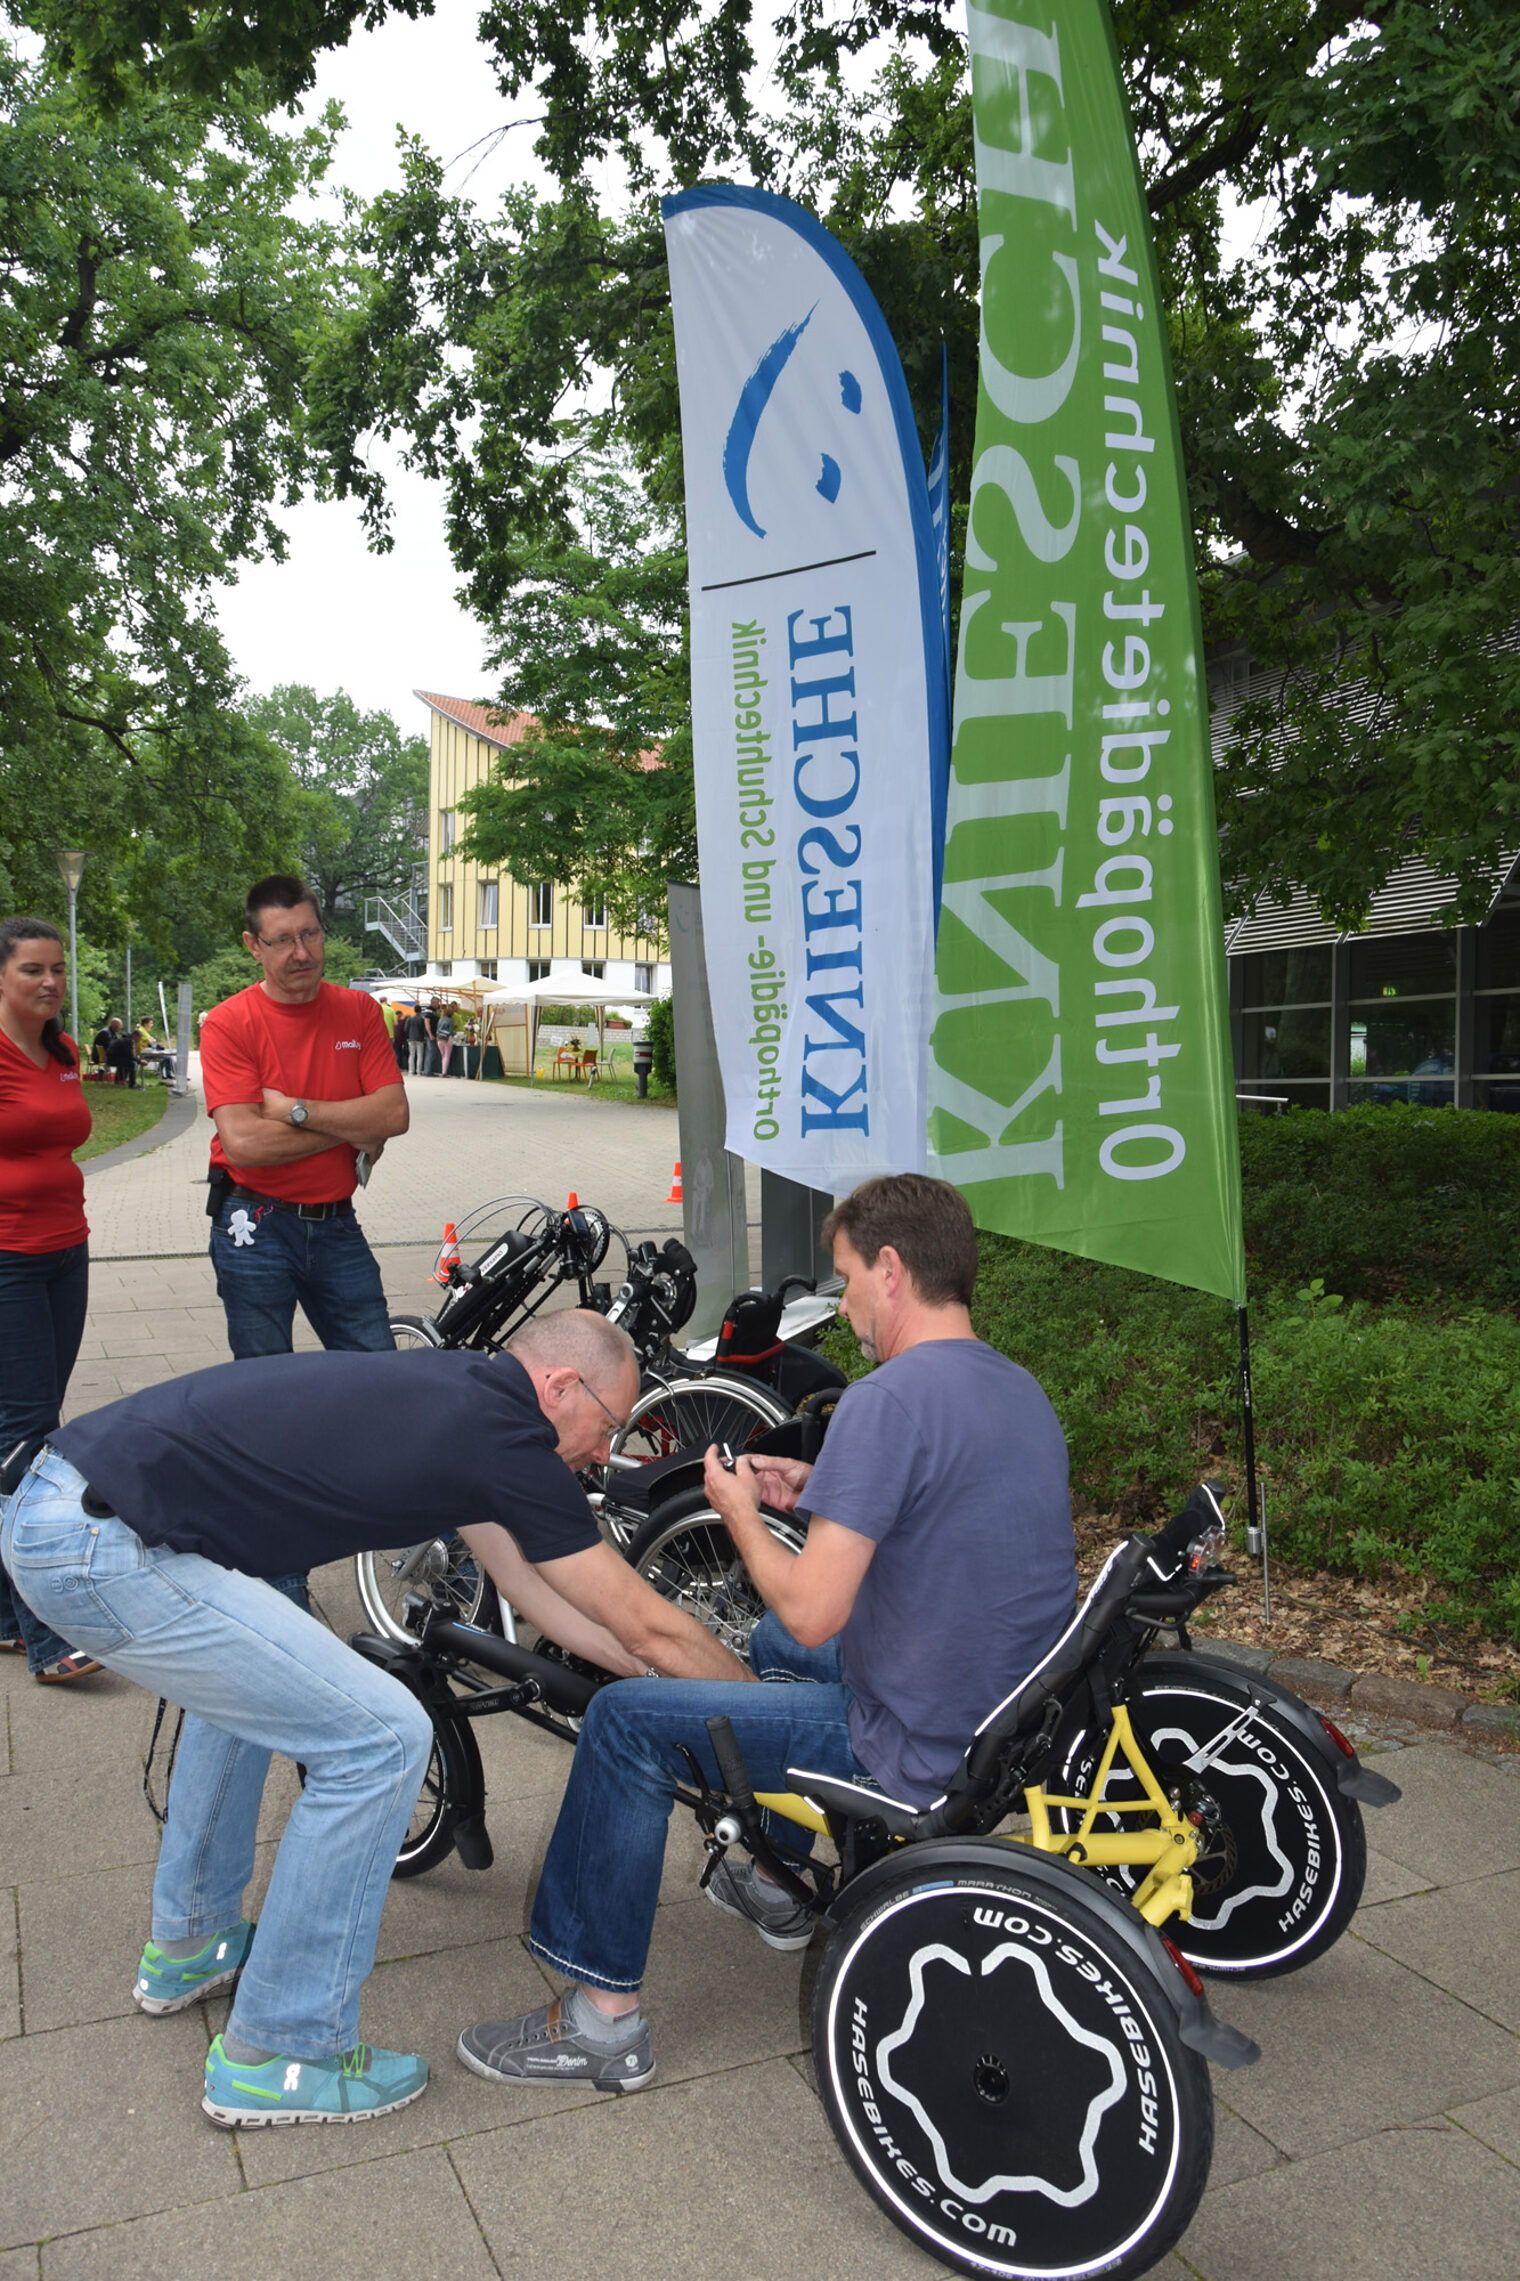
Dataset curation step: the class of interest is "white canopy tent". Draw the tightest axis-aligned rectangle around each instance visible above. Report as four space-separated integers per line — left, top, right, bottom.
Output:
479 977 659 1085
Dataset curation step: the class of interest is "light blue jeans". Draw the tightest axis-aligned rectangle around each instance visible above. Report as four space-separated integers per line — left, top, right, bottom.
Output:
1 1449 431 2058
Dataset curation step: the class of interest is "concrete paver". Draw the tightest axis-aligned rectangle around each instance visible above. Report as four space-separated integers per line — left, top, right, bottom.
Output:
2 1076 1518 2278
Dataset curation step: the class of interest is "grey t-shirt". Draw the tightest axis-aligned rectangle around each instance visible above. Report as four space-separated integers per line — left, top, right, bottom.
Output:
796 1339 1075 1805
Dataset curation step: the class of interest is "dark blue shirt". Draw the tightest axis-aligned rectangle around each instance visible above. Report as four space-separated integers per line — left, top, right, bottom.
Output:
52 1348 598 1578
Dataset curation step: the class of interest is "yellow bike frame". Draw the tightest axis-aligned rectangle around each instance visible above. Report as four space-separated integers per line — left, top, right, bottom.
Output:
755 1702 1198 1931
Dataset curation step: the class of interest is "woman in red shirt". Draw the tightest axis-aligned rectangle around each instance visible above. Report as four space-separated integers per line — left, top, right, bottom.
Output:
0 916 101 1682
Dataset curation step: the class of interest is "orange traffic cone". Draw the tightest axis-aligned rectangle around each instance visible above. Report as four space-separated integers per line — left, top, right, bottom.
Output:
665 1160 683 1206
431 1222 461 1284
566 1191 579 1210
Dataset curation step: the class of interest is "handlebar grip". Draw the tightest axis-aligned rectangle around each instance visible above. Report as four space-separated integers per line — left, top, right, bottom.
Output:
706 1715 756 1810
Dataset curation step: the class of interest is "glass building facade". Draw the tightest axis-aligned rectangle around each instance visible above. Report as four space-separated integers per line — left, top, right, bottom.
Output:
1231 895 1520 1113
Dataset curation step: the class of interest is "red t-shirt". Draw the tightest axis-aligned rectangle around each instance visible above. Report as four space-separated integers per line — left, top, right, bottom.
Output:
0 1032 90 1252
200 983 401 1204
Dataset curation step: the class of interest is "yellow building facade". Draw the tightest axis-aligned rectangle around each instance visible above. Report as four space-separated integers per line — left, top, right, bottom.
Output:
419 691 668 996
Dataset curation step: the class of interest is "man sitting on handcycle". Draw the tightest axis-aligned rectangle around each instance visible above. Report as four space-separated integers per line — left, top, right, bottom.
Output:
459 1173 1077 2092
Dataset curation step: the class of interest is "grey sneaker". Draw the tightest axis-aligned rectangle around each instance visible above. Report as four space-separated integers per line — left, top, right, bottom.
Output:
704 1854 814 1951
457 1994 654 2093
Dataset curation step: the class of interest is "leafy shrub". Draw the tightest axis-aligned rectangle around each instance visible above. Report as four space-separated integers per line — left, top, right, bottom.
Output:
1240 1103 1520 1310
818 1105 1520 1634
1249 1291 1520 1637
646 995 676 1093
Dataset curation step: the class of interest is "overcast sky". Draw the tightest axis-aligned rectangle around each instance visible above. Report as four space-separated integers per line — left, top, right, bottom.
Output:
211 8 560 744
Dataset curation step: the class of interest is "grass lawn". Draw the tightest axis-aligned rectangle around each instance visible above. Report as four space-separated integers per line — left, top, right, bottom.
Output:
488 1065 677 1108
74 1080 170 1162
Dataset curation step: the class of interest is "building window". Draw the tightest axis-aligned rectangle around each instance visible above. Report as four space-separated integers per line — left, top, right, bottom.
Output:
479 959 497 981
634 961 655 994
1475 908 1520 1112
437 882 453 932
582 959 605 980
582 895 607 932
478 880 499 929
1236 944 1331 1108
1346 930 1455 1106
527 958 551 982
438 809 456 851
436 959 452 977
529 880 553 929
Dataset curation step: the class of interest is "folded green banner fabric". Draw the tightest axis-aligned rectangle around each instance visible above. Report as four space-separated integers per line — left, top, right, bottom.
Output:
931 0 1246 1304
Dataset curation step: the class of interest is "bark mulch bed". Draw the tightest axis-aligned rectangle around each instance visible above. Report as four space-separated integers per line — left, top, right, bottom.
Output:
1072 1503 1520 1707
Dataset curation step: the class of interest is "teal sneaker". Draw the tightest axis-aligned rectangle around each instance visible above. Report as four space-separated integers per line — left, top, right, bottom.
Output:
134 1923 254 2015
202 2035 429 2128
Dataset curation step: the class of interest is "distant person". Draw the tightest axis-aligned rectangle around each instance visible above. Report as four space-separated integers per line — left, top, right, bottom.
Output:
105 1016 136 1090
90 1017 115 1073
390 1001 410 1074
0 916 102 1684
405 1003 430 1077
199 876 406 1360
436 1003 456 1076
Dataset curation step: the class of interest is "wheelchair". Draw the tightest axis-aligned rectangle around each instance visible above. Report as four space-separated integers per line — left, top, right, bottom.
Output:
349 1481 1399 2280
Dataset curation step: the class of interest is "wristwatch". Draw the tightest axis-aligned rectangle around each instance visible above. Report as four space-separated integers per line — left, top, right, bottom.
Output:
288 1100 309 1127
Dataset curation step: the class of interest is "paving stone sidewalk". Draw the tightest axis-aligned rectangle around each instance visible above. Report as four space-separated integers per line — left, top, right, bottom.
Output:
2 1078 1517 2279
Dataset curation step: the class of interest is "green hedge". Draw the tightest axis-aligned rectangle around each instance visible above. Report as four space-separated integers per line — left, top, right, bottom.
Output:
1239 1103 1520 1308
820 1106 1520 1636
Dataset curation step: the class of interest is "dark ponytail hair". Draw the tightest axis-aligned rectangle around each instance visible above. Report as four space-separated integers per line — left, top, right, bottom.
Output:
0 916 76 1066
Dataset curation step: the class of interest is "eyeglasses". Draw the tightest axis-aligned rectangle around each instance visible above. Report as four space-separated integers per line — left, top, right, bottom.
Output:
577 1375 627 1439
255 925 325 954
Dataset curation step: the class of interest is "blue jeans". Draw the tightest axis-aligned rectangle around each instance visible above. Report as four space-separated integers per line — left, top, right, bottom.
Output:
0 1241 89 1671
209 1196 393 1358
2 1450 431 2057
528 1613 868 1993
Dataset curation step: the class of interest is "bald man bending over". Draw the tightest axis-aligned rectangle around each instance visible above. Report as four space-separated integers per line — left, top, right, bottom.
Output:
0 1312 745 2129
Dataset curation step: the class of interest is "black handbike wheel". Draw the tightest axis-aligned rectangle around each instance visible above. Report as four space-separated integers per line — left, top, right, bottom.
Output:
812 1856 1212 2281
1055 1654 1367 1978
624 1484 804 1662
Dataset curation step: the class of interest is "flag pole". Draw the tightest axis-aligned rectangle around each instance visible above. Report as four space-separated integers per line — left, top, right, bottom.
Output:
1237 1303 1269 1623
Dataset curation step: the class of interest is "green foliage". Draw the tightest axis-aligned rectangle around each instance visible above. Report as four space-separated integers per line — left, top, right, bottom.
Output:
186 945 257 1012
1249 1297 1520 1639
31 1 430 108
1238 1105 1520 1309
822 1105 1520 1634
305 0 1520 927
242 687 428 944
55 4 1520 922
0 30 348 958
645 994 676 1094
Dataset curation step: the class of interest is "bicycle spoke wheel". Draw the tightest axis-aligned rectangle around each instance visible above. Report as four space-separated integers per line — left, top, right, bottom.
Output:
625 1486 803 1661
813 1856 1213 2281
1055 1654 1366 1978
354 1532 505 1646
609 1374 792 1470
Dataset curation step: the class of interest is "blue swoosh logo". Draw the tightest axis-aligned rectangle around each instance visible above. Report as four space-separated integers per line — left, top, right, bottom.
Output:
722 307 816 538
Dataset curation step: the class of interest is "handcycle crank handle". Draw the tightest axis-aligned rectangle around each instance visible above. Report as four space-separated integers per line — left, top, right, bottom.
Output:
706 1715 756 1811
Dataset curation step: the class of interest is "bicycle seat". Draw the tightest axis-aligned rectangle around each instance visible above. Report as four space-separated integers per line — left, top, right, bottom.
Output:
784 1538 1152 1836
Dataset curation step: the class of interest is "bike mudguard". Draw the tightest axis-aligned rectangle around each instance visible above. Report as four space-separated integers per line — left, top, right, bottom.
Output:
1142 1653 1402 1809
820 1835 1260 2072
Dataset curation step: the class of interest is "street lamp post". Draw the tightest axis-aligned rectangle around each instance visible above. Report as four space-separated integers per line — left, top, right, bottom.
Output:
54 849 86 1047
